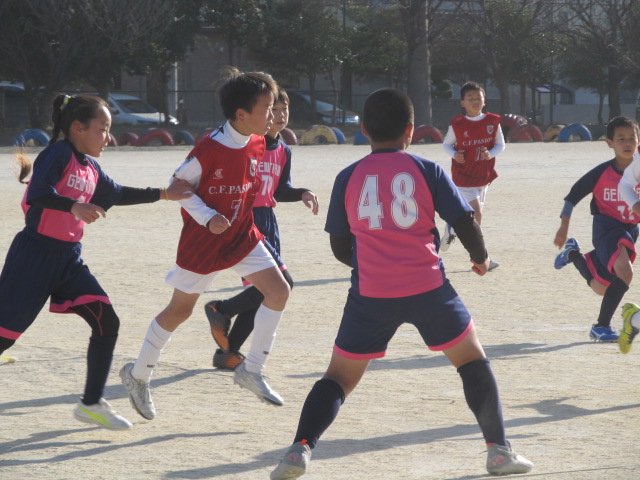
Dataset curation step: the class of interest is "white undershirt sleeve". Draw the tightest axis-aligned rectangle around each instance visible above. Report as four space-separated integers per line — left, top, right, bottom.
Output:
173 155 218 225
488 125 505 158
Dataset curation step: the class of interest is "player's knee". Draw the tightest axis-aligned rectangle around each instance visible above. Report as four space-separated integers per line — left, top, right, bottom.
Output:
96 303 120 337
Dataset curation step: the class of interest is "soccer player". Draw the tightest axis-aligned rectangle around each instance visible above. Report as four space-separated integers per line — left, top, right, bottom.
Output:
120 68 291 420
204 86 319 370
269 88 533 479
440 81 504 272
554 116 640 342
0 94 192 430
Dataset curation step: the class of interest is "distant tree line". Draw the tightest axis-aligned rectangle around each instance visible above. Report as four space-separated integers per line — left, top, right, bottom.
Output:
2 0 640 128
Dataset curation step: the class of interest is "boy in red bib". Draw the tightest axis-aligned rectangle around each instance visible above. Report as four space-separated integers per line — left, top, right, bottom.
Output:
441 82 504 271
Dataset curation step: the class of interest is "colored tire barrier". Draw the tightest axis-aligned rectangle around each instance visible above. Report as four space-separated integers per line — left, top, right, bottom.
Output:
411 125 443 144
500 113 527 138
280 127 298 145
119 132 139 146
353 128 369 145
136 128 174 146
331 127 346 144
172 130 195 146
543 124 564 142
195 128 215 145
558 123 592 142
507 124 543 142
13 129 50 147
589 124 607 141
299 125 338 145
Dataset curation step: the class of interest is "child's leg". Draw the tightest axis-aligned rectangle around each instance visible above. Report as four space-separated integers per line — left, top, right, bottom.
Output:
132 289 199 381
595 248 632 328
241 266 289 373
0 337 15 354
72 301 120 405
293 352 366 447
467 197 483 225
444 327 507 446
227 270 294 352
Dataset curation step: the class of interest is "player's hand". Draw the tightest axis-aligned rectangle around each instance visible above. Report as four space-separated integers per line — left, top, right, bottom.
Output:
453 151 465 163
479 147 491 161
302 190 319 215
553 226 568 248
71 202 106 224
208 214 231 234
471 258 490 276
166 178 194 200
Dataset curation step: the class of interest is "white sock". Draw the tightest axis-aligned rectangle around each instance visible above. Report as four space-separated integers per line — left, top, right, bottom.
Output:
132 318 173 382
244 304 283 374
632 311 640 330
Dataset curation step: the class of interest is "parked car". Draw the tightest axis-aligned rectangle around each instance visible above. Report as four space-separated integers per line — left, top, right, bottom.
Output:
108 93 178 125
287 91 359 125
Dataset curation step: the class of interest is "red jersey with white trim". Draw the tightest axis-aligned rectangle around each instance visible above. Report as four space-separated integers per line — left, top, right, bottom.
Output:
176 135 265 273
450 112 501 187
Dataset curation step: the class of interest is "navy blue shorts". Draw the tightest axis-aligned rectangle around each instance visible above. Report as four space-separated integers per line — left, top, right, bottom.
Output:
254 207 284 268
586 216 638 286
0 228 109 340
334 280 473 359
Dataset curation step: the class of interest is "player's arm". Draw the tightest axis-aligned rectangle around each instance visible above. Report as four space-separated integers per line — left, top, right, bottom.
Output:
452 212 488 266
173 155 223 227
487 125 505 158
329 233 353 267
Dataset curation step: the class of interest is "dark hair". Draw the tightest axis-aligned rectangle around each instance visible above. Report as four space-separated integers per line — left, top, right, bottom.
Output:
217 66 278 120
460 81 485 99
362 88 413 142
606 115 640 140
276 86 289 106
50 94 108 144
16 93 107 184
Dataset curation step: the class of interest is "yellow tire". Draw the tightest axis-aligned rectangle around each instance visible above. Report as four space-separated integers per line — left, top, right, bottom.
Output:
299 125 338 145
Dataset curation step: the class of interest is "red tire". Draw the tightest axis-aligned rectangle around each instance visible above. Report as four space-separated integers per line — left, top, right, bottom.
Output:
411 125 443 144
507 124 543 142
280 127 298 145
118 132 139 146
500 114 527 138
107 133 118 147
136 128 174 146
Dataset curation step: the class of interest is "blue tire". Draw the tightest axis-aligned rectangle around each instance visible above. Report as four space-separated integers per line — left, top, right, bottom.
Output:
331 127 346 144
558 123 592 142
13 129 50 147
353 128 369 145
172 130 194 146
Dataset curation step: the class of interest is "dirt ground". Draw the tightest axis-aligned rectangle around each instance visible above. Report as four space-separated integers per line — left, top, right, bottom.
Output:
1 141 639 480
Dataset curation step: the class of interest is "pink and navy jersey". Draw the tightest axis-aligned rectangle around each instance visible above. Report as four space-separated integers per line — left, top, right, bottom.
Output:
565 159 640 225
450 112 501 187
253 139 291 208
21 140 123 242
325 149 473 298
176 135 265 274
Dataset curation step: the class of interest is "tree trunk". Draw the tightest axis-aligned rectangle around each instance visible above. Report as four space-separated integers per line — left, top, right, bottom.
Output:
406 3 431 126
147 69 171 125
607 65 621 119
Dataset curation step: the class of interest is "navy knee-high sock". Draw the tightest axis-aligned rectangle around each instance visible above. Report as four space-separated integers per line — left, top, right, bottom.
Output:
293 378 345 449
596 277 629 327
457 358 506 446
568 250 593 286
83 334 117 405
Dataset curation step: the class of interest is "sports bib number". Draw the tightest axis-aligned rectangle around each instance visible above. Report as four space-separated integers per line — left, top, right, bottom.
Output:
358 173 418 229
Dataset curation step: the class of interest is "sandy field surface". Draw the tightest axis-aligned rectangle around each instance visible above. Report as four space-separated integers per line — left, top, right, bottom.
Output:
1 140 639 480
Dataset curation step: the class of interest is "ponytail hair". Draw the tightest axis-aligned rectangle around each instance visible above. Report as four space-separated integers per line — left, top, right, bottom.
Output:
16 93 108 184
50 94 108 144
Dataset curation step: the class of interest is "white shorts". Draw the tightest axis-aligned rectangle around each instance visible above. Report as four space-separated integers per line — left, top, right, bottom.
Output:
165 241 277 294
457 184 489 208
